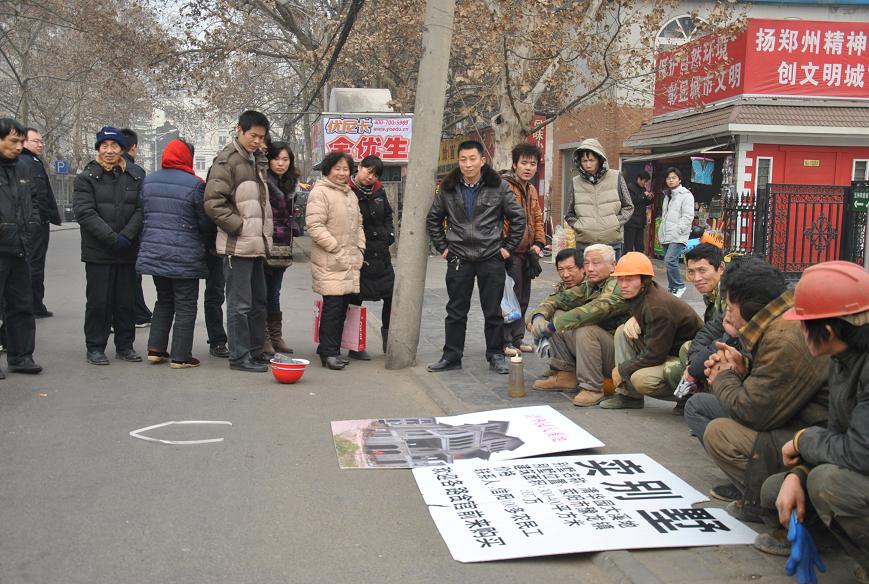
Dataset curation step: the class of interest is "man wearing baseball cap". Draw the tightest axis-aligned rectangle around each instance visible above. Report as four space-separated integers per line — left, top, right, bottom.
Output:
73 126 144 365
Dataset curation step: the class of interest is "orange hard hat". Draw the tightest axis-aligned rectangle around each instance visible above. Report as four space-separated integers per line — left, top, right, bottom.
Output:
612 252 655 277
784 261 869 321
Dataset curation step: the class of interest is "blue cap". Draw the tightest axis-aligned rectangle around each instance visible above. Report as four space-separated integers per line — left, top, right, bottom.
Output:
94 126 128 150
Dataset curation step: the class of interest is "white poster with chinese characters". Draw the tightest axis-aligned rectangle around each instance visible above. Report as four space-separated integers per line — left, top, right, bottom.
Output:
321 115 412 163
331 405 603 469
413 453 757 562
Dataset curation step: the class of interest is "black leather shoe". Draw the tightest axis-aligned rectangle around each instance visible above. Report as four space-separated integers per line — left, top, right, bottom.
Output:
33 309 53 319
209 343 230 358
251 353 272 365
427 359 461 372
87 351 110 366
8 357 43 374
489 353 509 374
320 355 346 370
116 349 143 362
230 357 269 373
348 350 371 361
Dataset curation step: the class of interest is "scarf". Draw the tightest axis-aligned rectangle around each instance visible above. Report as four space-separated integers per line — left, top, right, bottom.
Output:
96 153 126 173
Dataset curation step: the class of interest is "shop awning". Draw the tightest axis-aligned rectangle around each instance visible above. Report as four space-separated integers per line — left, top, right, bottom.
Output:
622 144 732 162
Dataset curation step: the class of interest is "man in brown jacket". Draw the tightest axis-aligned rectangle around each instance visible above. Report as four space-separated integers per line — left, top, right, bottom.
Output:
501 143 546 355
685 258 829 520
204 110 274 373
600 252 703 409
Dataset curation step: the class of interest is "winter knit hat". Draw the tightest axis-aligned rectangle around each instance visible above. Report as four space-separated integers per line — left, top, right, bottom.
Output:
94 126 128 150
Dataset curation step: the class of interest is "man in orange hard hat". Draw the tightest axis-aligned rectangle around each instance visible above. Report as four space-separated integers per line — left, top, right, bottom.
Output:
600 252 702 410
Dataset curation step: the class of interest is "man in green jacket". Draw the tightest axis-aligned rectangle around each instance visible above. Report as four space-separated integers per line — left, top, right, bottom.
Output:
527 244 630 406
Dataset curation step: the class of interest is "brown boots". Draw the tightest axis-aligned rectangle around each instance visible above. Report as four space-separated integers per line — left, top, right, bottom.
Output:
532 371 579 391
264 311 292 355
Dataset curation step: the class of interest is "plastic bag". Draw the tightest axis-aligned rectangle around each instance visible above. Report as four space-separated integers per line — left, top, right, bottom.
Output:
501 274 521 323
563 219 576 249
552 224 566 258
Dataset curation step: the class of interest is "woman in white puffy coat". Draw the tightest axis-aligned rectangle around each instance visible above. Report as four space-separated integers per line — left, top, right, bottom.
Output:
657 167 694 297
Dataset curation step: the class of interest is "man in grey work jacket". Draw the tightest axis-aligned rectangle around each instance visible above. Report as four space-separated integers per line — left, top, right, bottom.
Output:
426 140 525 375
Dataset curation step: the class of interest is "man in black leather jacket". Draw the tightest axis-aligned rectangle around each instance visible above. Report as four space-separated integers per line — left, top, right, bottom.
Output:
426 140 525 374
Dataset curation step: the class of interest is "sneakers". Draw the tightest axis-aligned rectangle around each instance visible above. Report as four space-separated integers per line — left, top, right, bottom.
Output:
209 343 230 358
725 500 767 524
170 357 201 369
599 394 645 409
753 530 791 557
709 483 743 503
489 353 509 374
533 371 578 391
147 349 170 364
671 286 687 298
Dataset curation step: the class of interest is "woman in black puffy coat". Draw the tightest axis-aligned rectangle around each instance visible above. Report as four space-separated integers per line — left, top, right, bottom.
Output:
347 155 394 358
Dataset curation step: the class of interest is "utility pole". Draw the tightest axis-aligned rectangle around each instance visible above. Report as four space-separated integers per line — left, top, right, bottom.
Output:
386 0 456 369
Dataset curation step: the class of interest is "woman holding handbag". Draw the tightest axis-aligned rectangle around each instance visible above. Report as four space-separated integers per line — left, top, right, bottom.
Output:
306 151 365 370
262 140 299 354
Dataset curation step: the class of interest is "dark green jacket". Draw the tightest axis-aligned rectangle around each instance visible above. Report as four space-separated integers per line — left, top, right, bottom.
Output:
529 275 629 333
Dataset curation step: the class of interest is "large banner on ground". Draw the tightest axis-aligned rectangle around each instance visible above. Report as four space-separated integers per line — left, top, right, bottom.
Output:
331 406 604 469
413 453 757 562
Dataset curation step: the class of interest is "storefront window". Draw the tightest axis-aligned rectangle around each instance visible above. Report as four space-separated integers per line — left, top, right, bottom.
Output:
756 157 772 193
853 160 868 181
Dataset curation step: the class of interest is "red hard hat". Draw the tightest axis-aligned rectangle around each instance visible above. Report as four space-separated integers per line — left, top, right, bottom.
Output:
783 261 869 321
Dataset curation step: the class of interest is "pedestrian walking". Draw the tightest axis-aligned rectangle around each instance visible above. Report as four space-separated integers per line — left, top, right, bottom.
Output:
121 128 153 328
658 167 694 297
501 143 546 357
425 140 525 375
564 138 633 260
204 110 274 373
20 127 61 318
136 139 211 369
73 126 143 365
262 140 298 355
306 151 364 370
348 155 394 358
0 118 42 378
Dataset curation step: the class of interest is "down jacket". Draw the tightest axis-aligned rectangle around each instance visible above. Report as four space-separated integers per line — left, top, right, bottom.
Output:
73 158 143 264
658 184 694 245
350 177 395 301
136 140 212 280
204 139 273 257
427 165 525 262
20 148 61 225
0 155 38 257
306 176 365 296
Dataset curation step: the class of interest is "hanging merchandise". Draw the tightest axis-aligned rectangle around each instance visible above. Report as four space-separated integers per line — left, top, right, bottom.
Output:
691 157 714 185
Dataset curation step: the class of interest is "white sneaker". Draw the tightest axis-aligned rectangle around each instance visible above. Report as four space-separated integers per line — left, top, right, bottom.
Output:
672 287 686 298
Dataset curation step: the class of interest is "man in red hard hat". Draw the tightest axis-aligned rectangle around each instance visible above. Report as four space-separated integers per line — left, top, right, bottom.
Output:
601 252 702 409
753 261 869 583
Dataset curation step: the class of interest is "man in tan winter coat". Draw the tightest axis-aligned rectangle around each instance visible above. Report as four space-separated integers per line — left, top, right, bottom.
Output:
204 110 274 373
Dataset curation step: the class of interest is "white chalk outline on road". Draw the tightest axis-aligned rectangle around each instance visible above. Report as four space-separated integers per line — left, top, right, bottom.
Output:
129 420 233 445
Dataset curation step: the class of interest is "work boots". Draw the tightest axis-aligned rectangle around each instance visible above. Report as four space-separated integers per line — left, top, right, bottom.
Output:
267 311 293 354
532 371 578 391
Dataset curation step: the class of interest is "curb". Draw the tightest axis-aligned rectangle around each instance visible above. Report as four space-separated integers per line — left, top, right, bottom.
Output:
406 364 472 416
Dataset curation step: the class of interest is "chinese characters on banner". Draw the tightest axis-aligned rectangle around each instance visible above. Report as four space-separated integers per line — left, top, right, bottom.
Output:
413 453 757 562
322 115 412 163
654 19 868 116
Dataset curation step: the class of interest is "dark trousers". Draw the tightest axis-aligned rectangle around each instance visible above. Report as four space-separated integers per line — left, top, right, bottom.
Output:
623 225 645 254
317 294 352 357
84 262 136 353
264 267 286 314
442 255 505 363
148 276 199 362
504 253 531 347
684 392 730 443
204 253 227 345
0 255 36 364
28 222 50 311
133 274 152 324
348 294 393 331
224 256 266 363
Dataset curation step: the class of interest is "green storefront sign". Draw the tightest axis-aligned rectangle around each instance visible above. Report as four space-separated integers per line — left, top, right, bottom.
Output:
854 180 869 212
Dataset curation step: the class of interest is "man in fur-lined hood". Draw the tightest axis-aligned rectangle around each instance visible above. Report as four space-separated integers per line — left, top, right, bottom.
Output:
426 140 525 375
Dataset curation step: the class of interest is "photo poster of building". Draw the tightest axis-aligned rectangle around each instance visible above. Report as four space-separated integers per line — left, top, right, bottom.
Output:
331 406 604 470
413 453 758 563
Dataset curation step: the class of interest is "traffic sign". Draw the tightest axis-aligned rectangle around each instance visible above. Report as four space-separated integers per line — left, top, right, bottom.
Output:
53 160 68 175
853 181 868 212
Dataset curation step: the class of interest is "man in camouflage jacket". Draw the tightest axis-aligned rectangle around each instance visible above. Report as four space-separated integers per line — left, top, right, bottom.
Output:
526 244 630 406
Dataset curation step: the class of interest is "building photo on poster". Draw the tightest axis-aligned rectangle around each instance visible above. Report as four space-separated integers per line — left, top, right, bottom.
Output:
413 453 757 563
330 405 604 469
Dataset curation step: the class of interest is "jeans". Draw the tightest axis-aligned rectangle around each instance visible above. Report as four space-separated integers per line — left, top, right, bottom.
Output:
317 294 352 357
148 276 199 362
28 222 50 311
84 263 136 353
264 267 286 313
0 255 36 363
442 255 505 363
204 253 227 346
663 243 686 290
224 256 266 363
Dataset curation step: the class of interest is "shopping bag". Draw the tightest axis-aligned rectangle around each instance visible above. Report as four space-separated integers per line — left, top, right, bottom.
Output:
501 274 521 323
313 300 367 351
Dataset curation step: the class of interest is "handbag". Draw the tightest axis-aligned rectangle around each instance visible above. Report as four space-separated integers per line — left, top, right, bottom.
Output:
313 300 367 351
266 243 294 269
